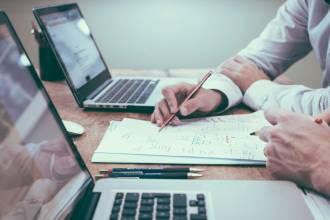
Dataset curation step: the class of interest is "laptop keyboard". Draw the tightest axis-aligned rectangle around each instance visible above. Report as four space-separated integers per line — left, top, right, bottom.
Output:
110 192 208 220
95 79 159 104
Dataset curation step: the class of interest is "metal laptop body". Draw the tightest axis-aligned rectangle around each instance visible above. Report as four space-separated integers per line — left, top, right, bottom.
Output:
0 11 316 220
33 3 194 113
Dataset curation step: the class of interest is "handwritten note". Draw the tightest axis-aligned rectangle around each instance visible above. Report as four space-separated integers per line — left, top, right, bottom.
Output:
96 111 269 161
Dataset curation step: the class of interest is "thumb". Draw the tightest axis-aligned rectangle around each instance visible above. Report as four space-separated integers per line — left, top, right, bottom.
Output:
264 107 290 125
180 98 202 116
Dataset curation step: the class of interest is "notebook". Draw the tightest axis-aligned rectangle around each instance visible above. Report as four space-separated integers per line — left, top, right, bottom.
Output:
92 111 269 165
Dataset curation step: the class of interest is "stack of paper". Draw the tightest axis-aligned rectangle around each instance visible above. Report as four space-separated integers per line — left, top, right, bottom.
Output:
92 111 270 165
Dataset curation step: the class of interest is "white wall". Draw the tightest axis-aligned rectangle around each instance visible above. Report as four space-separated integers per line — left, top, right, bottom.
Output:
0 0 322 88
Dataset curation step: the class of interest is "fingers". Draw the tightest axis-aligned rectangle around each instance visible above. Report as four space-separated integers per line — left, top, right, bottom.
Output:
180 98 202 116
258 126 272 142
152 99 182 126
162 83 193 113
153 100 167 126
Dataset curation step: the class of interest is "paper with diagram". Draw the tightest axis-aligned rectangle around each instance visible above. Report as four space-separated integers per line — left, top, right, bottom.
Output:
95 111 270 161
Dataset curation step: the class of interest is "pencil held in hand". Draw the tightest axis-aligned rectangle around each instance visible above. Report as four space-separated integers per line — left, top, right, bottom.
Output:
158 71 213 132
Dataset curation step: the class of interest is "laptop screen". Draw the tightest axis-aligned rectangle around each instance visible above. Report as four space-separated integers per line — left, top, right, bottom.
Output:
39 7 107 90
0 14 90 220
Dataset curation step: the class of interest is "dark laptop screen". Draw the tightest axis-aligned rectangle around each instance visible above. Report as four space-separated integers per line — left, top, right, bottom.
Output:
0 16 90 219
39 7 107 90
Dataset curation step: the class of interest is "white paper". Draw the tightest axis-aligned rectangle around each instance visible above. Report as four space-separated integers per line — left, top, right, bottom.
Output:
95 112 269 161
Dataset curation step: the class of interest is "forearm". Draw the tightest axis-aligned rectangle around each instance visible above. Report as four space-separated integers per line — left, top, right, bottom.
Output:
243 80 330 116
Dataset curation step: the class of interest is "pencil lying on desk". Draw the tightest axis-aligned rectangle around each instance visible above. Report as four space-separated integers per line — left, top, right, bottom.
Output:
158 70 213 132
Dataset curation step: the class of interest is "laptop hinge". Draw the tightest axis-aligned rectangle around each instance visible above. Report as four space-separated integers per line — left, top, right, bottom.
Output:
70 188 101 220
87 79 113 100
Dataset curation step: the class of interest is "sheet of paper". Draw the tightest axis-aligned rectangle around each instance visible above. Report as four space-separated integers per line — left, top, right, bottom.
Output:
95 111 269 161
92 121 265 165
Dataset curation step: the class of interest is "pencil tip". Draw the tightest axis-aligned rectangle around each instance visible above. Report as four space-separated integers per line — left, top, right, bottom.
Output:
249 132 256 136
188 173 203 178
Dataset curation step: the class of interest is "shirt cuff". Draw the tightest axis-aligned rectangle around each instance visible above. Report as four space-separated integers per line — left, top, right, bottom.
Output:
243 80 282 110
202 73 243 111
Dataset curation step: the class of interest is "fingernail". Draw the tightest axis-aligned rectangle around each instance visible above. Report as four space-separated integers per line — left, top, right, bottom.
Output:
180 107 187 116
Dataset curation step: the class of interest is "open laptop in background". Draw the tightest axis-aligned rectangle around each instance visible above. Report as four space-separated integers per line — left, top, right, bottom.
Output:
33 3 195 112
0 11 317 220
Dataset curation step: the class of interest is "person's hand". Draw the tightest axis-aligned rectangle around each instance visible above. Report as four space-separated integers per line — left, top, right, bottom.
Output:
259 108 330 196
34 138 80 181
219 56 270 93
151 83 227 126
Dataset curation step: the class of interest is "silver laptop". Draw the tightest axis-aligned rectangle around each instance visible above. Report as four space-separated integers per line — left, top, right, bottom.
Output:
33 3 194 112
0 11 315 220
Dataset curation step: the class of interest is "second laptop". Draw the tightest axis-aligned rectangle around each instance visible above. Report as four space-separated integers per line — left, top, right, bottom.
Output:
33 3 195 112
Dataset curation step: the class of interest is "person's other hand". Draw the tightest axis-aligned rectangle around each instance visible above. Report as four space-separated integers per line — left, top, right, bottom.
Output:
219 56 270 93
259 108 330 196
34 138 80 181
151 83 227 126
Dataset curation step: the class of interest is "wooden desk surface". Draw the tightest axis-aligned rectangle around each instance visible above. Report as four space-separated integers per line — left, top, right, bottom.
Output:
43 69 272 181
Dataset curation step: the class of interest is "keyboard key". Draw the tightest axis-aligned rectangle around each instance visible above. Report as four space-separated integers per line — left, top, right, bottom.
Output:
115 192 124 199
197 194 205 200
156 211 170 219
154 193 171 198
125 193 139 202
189 200 198 207
122 209 136 217
173 208 187 216
142 193 155 199
140 206 154 213
124 202 137 209
197 200 206 207
157 204 170 211
113 199 122 206
141 199 154 206
110 213 119 220
173 194 187 208
190 214 207 220
157 198 170 204
111 205 121 213
138 213 153 220
198 207 206 214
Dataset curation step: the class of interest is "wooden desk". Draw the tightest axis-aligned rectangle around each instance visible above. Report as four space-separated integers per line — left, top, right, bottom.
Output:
43 69 272 181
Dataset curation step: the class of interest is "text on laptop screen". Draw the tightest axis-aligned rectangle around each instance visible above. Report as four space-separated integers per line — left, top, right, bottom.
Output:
0 24 90 219
40 8 106 89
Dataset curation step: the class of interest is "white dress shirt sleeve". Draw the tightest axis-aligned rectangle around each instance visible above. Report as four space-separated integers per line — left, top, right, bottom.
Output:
244 80 330 116
202 72 243 112
238 0 312 78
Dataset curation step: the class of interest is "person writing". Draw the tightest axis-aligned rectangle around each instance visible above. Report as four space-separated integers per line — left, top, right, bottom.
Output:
151 0 330 126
